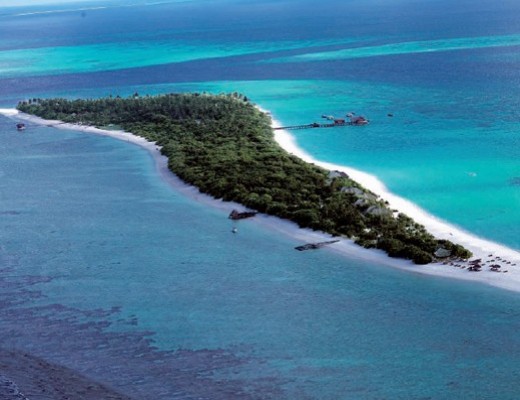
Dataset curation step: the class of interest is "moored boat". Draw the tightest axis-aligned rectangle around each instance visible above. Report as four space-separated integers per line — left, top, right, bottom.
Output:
228 209 258 220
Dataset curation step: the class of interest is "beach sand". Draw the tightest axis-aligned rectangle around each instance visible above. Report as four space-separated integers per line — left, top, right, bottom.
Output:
2 107 519 293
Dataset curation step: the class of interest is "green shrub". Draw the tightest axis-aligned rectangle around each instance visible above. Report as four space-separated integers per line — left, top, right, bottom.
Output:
17 94 472 264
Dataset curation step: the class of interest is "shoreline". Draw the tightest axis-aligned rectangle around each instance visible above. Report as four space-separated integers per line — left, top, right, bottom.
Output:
2 107 520 293
265 109 520 291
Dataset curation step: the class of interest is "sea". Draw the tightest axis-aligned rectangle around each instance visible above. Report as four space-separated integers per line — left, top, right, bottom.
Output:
0 0 519 398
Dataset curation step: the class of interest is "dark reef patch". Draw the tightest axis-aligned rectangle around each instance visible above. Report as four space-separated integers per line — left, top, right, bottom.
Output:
0 268 286 399
509 177 520 186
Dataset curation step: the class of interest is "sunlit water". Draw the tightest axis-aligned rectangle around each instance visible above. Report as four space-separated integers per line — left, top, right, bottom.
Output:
0 0 519 398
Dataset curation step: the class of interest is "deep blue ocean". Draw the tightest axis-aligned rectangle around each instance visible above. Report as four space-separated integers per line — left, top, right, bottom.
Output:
0 0 519 398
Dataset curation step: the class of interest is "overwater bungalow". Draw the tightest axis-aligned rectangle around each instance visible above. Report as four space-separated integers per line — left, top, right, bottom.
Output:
349 116 369 125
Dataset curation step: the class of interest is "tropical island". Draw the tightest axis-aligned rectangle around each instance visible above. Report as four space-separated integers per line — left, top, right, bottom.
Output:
17 93 472 264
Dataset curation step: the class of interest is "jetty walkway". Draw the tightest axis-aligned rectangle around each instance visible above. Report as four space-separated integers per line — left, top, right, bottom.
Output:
274 121 362 131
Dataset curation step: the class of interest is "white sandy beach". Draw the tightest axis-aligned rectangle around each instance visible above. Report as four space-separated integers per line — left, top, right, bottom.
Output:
2 107 520 292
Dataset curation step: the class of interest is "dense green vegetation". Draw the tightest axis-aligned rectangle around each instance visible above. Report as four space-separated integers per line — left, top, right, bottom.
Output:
17 93 472 264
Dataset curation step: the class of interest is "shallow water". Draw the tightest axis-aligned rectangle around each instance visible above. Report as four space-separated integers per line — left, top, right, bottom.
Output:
2 117 520 399
1 0 519 398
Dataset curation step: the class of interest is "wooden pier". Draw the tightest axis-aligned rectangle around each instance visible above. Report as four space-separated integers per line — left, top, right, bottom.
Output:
274 122 355 130
274 119 368 131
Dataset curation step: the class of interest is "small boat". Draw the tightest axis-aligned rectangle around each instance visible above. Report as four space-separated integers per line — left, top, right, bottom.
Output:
16 123 26 131
295 240 339 251
228 209 257 220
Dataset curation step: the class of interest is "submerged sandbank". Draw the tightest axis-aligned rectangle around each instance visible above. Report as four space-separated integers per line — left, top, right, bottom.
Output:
2 107 520 292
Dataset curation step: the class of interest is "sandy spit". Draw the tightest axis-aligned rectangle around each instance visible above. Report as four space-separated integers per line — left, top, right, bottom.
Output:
2 107 520 293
